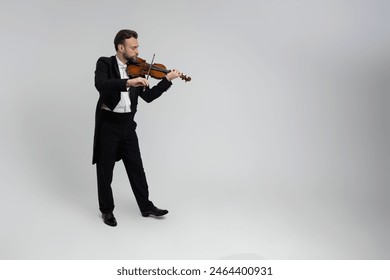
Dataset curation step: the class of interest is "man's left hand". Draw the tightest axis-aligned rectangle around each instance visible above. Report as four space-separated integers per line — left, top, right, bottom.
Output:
166 69 182 81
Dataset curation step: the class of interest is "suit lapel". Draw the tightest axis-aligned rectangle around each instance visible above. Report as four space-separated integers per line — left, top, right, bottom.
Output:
106 56 121 110
111 56 121 79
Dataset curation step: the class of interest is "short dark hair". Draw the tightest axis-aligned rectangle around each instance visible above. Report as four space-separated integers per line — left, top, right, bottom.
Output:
114 29 138 51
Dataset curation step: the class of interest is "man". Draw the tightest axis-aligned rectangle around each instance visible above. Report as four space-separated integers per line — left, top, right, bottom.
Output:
93 29 182 227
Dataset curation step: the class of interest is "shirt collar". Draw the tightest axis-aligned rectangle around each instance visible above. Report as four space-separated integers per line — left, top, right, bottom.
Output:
116 55 127 68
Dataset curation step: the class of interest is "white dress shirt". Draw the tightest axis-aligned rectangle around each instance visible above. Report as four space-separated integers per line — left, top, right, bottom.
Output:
101 56 131 113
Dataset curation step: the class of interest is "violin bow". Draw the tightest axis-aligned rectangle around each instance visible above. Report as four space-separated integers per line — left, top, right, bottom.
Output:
145 53 155 81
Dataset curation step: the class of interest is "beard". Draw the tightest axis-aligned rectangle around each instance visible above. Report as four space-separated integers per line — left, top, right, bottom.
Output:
124 53 137 64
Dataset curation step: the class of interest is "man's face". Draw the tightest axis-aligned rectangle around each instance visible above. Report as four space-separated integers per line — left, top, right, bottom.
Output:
119 37 139 62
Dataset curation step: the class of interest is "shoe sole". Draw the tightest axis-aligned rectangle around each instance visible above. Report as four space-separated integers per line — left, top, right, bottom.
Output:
142 211 168 217
103 221 117 227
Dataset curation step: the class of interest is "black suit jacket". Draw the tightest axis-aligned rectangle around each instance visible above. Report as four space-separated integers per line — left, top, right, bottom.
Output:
92 56 172 164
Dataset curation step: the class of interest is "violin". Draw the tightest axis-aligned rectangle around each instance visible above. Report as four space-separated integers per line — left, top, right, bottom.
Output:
127 56 191 82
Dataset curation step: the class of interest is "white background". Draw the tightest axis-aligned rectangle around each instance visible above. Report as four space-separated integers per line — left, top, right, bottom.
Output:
0 0 389 259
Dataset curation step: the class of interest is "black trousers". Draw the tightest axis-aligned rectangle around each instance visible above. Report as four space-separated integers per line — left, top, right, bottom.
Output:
96 110 154 214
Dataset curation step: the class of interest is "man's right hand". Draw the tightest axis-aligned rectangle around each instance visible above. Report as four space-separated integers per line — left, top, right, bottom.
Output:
126 77 149 87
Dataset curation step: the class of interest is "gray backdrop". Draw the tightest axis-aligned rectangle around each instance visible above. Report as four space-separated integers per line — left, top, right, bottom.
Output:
0 0 389 259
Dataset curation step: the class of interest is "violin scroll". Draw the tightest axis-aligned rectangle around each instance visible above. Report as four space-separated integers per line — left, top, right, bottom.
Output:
179 73 191 82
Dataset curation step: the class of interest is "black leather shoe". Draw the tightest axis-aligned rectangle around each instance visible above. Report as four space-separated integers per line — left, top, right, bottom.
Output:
141 207 169 217
102 213 117 227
